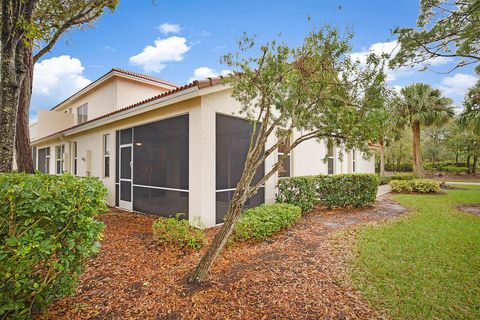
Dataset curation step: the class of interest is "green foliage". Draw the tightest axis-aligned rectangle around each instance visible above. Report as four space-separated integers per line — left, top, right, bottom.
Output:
390 179 440 193
385 162 413 172
441 165 469 174
276 177 317 212
276 174 379 210
352 186 480 319
0 173 107 319
390 173 418 181
392 0 480 71
458 80 480 134
233 204 301 241
152 214 205 250
316 174 380 208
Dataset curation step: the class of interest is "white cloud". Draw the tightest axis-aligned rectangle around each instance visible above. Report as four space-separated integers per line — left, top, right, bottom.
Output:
33 55 91 97
158 23 181 35
129 36 190 73
188 66 230 82
351 40 453 82
438 73 477 98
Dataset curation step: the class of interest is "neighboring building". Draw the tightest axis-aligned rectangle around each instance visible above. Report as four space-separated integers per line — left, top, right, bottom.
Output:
29 68 375 227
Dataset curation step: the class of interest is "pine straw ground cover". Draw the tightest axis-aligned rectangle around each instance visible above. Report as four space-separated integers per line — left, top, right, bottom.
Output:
44 199 407 320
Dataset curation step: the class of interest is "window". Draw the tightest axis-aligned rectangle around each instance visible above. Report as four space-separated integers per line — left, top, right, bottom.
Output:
132 115 189 217
277 130 291 178
215 114 265 224
32 147 37 170
103 134 110 178
77 104 88 124
327 143 334 175
72 142 78 175
55 145 65 174
352 149 356 173
38 147 50 174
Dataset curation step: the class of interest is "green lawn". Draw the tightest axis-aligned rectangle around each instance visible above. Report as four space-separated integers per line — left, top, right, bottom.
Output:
351 185 480 320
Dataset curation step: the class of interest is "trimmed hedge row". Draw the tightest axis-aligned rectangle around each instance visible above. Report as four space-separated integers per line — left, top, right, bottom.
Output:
379 172 418 185
390 179 440 193
233 203 302 241
0 173 107 319
276 173 380 211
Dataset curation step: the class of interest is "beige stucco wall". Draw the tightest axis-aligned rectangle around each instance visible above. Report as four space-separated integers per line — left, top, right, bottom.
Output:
35 110 74 139
115 77 168 109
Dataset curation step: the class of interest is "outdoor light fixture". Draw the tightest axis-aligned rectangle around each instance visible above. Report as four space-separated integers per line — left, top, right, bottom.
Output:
135 142 143 146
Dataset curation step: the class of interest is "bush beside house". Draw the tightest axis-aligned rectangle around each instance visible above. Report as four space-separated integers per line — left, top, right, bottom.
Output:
233 204 302 241
0 173 107 319
152 215 206 249
276 173 379 210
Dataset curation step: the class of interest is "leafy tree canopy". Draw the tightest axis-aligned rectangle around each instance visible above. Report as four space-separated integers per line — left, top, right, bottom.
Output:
391 0 480 71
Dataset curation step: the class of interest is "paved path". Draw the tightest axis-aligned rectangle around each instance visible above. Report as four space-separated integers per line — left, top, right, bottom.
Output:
445 181 480 185
377 184 392 199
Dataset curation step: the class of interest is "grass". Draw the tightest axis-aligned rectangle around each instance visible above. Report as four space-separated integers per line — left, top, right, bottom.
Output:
351 185 480 320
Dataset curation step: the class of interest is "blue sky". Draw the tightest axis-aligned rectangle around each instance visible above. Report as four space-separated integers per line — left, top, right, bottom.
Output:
31 0 478 121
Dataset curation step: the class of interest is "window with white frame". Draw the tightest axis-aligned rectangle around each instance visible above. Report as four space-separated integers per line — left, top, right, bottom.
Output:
277 130 291 178
352 149 356 173
72 142 78 175
32 147 37 170
77 103 88 124
327 143 334 174
103 134 110 178
55 145 65 174
38 147 50 173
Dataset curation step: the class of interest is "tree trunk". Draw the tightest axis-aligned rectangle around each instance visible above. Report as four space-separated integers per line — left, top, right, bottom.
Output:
379 138 386 176
466 155 471 174
15 44 34 173
189 176 253 283
473 156 477 174
0 41 21 172
412 121 424 176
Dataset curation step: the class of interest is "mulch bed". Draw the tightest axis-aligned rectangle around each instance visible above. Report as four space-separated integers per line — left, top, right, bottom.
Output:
44 199 407 320
457 204 480 216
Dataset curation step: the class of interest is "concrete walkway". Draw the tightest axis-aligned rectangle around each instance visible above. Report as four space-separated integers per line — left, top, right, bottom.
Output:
377 184 392 199
445 181 480 185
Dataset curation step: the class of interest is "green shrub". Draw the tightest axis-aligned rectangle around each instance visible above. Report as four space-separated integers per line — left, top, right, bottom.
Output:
276 176 317 212
441 165 469 174
0 173 107 319
389 172 418 181
152 214 205 249
233 204 301 241
316 174 380 208
379 175 391 185
385 163 413 172
277 174 379 210
390 179 440 193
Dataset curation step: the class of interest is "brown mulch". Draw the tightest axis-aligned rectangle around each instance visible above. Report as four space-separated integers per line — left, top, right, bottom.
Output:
45 199 407 320
457 204 480 216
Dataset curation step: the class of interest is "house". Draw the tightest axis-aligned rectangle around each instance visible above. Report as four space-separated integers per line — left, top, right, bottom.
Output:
29 68 375 227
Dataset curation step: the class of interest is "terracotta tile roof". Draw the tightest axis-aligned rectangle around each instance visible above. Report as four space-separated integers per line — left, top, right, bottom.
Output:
111 68 178 88
33 76 225 142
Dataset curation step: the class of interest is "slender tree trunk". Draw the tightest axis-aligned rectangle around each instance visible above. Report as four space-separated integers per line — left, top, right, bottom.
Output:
466 154 471 174
15 45 34 173
379 138 386 176
189 165 257 283
412 121 424 176
473 155 477 174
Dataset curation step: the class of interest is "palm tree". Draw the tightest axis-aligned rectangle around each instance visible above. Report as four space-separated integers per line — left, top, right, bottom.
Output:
393 83 454 176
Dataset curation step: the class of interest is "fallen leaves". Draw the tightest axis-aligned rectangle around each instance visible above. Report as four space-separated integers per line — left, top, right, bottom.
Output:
45 199 406 320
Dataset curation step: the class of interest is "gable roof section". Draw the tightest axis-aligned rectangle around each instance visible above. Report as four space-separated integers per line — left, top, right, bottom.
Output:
49 68 179 111
32 76 224 143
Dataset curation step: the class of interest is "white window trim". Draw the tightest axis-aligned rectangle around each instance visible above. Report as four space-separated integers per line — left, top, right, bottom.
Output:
352 149 356 173
103 134 110 178
77 103 88 124
327 144 335 175
72 141 78 175
277 131 292 178
55 144 65 174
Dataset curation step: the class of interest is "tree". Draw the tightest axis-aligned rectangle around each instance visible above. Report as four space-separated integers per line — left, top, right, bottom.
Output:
391 0 480 71
188 27 387 283
392 83 454 176
457 79 480 133
369 87 399 176
15 0 119 173
0 0 37 172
